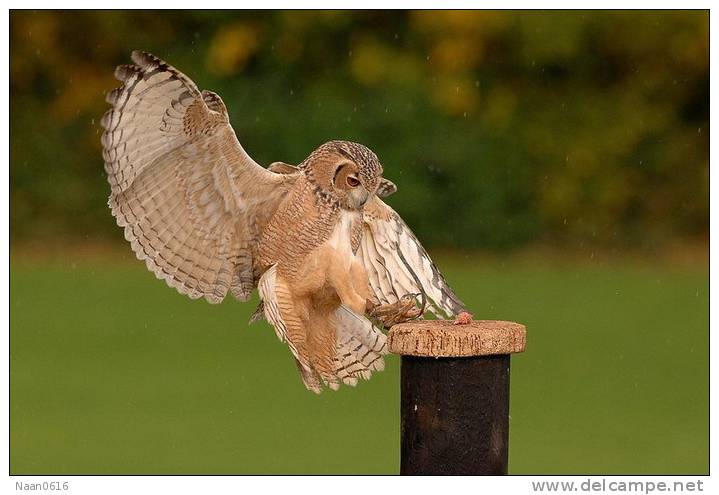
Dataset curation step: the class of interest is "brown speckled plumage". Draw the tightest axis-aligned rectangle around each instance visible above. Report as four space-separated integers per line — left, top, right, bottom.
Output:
102 51 465 393
259 175 339 279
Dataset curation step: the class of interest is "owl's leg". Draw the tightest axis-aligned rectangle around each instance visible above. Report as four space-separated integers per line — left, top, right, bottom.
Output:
280 268 340 390
263 270 319 389
325 254 369 315
281 292 340 391
349 260 378 311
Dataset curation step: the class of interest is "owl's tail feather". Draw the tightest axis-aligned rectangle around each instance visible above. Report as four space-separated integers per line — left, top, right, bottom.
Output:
332 305 388 386
294 358 323 394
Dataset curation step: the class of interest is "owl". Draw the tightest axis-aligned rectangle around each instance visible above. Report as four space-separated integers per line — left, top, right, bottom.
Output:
101 51 465 392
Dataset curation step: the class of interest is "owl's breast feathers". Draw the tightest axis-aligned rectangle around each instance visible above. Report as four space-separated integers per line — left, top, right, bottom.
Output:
258 175 363 281
327 210 364 260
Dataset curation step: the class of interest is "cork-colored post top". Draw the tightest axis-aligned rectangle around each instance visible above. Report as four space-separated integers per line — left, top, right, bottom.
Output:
388 320 526 357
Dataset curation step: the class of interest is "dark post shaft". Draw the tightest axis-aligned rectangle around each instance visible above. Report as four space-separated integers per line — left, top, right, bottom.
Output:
400 354 511 475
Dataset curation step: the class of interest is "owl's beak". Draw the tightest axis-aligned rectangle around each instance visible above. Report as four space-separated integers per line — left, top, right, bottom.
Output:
359 190 370 206
349 188 370 209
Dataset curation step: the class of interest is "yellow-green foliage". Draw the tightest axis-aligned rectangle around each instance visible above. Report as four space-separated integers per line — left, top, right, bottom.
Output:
10 11 708 249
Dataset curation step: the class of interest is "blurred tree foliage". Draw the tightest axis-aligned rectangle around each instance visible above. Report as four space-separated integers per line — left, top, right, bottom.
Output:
10 10 708 250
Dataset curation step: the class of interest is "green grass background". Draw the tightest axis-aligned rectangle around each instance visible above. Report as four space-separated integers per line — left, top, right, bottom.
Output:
10 253 708 474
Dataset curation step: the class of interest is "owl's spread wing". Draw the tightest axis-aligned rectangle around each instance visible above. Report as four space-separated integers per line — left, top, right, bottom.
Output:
375 178 397 198
360 197 465 318
101 51 293 303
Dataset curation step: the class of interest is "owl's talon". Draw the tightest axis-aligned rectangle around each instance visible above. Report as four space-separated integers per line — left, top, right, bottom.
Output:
368 294 423 328
365 297 380 313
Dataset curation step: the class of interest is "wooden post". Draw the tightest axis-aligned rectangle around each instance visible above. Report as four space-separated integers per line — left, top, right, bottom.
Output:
388 320 526 475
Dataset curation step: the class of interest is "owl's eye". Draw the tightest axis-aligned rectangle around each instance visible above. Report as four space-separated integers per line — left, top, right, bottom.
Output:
346 176 361 187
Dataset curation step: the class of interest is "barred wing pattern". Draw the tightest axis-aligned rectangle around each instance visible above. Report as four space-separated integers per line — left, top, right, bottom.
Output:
101 51 290 303
360 197 465 318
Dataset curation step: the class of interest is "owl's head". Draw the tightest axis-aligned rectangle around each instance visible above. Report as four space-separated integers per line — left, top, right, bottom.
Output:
300 140 385 210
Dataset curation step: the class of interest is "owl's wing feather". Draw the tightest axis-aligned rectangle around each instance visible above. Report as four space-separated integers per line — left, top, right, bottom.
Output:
101 51 292 303
360 197 465 318
375 178 397 198
257 266 292 349
333 305 388 385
